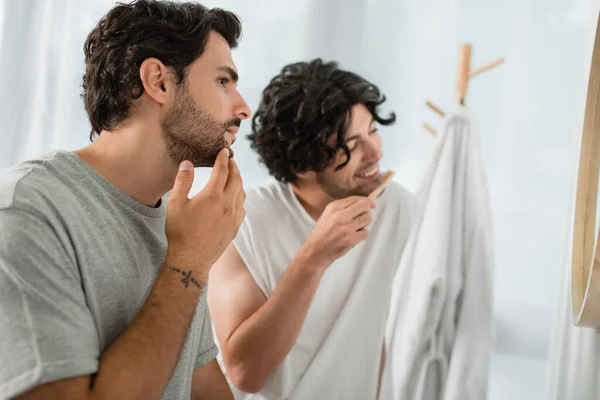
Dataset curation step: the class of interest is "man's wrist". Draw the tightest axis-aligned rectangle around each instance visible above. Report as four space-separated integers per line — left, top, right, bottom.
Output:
165 266 204 290
296 242 331 274
163 250 209 288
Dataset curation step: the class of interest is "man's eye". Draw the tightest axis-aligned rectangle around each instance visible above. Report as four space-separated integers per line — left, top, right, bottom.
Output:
218 77 229 86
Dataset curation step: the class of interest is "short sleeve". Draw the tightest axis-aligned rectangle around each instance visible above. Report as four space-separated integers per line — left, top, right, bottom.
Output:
0 208 99 399
194 290 218 368
232 219 270 297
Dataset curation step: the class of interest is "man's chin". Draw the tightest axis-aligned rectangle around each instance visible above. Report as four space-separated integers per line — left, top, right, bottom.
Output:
346 186 378 198
187 147 232 168
356 177 383 196
329 181 382 198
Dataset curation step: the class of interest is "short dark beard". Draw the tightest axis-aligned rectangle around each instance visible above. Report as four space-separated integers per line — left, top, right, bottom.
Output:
315 169 382 198
162 83 239 167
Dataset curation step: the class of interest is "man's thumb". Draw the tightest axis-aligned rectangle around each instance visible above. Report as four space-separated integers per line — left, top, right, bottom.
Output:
172 160 194 199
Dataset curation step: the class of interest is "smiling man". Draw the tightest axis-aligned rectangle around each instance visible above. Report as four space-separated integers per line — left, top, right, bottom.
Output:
0 1 250 400
207 59 419 399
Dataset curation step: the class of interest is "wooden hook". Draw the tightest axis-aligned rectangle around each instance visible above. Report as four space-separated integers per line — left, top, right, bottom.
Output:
423 123 437 136
455 44 472 105
425 101 446 117
470 57 504 77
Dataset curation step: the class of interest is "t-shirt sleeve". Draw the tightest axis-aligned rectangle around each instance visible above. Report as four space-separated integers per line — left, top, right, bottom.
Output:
194 290 218 368
0 208 99 399
232 218 271 297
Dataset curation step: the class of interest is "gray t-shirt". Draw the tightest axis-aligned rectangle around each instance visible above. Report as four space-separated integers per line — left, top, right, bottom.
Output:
0 150 217 399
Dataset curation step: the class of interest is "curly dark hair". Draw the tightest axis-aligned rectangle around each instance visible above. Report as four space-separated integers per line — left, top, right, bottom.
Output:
247 59 396 183
82 0 242 140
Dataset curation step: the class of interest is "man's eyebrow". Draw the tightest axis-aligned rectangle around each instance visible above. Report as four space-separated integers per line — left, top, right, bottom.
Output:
216 66 238 82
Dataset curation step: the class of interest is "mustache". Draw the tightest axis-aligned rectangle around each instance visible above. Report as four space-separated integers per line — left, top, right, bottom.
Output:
224 118 241 129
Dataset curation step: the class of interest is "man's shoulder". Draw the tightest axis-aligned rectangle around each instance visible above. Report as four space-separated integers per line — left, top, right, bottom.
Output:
0 151 95 240
0 151 68 211
244 178 289 212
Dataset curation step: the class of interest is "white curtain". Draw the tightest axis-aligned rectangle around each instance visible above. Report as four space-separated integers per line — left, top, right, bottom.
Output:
0 1 590 398
0 0 112 169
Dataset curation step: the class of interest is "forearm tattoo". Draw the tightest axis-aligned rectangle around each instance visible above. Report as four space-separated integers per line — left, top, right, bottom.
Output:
168 267 202 290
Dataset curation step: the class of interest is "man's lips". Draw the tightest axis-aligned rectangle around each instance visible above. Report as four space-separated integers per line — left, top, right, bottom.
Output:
226 126 238 146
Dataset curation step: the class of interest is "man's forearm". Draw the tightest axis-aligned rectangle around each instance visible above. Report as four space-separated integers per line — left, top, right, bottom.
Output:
223 251 326 392
90 257 204 400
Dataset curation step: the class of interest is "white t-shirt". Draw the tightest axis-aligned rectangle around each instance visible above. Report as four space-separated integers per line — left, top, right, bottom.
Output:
219 178 419 400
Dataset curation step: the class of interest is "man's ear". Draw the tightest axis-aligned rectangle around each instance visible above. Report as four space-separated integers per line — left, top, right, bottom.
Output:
139 57 176 105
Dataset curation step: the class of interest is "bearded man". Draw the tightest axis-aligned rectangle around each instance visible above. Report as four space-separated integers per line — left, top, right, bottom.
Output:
0 2 249 399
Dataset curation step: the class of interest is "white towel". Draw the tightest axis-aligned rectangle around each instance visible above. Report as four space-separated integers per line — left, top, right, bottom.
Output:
380 106 494 400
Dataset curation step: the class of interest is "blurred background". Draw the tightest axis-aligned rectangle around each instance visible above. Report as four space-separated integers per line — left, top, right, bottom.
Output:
1 0 598 398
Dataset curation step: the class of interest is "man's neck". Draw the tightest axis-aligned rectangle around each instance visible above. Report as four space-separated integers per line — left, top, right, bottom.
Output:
74 121 177 208
290 181 336 221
